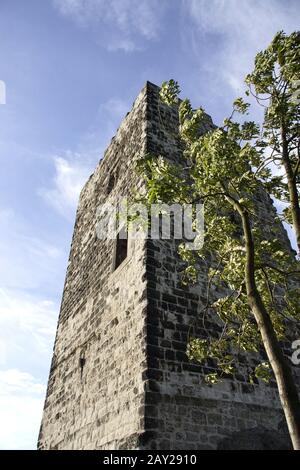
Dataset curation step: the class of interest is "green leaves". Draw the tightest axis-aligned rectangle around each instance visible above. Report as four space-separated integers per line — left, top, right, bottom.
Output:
246 31 300 106
244 31 300 255
136 154 191 205
187 338 209 363
180 107 206 142
187 337 235 383
254 362 272 383
137 58 300 388
233 97 250 115
159 79 180 106
179 98 193 124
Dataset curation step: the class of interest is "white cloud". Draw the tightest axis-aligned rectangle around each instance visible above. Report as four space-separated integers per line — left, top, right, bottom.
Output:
0 369 45 449
53 0 166 51
183 0 300 93
40 96 130 219
39 154 90 219
100 98 129 119
0 207 62 448
0 212 62 448
0 288 57 369
0 208 64 290
0 289 56 448
0 369 45 395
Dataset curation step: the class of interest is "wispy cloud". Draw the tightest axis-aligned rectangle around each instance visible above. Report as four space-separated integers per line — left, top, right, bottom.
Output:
0 369 45 395
0 207 61 383
39 154 91 219
0 369 46 449
100 97 129 119
182 0 300 95
0 288 57 369
0 208 64 291
0 287 56 449
40 96 129 219
53 0 166 51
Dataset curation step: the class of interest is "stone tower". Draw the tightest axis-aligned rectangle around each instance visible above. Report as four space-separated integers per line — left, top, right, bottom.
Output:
38 82 297 450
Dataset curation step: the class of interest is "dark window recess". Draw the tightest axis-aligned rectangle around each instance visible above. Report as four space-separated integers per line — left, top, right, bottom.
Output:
107 173 115 195
79 352 86 380
114 228 128 269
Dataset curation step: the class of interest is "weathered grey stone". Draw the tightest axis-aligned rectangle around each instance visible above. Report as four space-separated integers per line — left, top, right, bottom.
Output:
38 82 300 450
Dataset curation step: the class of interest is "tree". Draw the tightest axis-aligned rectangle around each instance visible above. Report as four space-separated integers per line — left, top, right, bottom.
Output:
136 78 300 449
245 31 300 254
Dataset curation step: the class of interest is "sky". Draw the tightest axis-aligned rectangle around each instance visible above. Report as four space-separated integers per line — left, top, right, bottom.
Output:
0 0 299 449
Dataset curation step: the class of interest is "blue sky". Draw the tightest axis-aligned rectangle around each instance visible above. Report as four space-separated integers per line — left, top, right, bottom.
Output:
0 0 299 449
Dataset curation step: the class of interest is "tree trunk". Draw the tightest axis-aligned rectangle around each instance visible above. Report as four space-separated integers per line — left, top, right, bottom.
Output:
281 126 300 255
236 203 300 450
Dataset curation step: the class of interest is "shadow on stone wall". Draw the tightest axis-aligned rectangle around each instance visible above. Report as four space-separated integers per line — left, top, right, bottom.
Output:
217 423 292 450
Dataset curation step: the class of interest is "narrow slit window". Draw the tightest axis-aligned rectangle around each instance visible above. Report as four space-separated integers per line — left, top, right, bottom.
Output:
114 227 128 270
107 173 115 195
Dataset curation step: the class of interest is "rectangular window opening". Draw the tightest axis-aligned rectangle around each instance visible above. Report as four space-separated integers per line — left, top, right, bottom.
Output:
114 227 128 270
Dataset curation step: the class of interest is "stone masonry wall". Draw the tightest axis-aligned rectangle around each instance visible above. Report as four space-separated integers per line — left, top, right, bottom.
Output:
142 83 299 450
38 85 150 450
39 82 299 450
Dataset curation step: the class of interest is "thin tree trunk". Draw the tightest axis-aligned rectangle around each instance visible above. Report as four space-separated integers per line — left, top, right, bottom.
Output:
236 204 300 450
281 125 300 255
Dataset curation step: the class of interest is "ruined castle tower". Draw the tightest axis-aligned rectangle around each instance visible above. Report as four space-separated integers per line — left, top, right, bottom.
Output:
38 82 296 450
